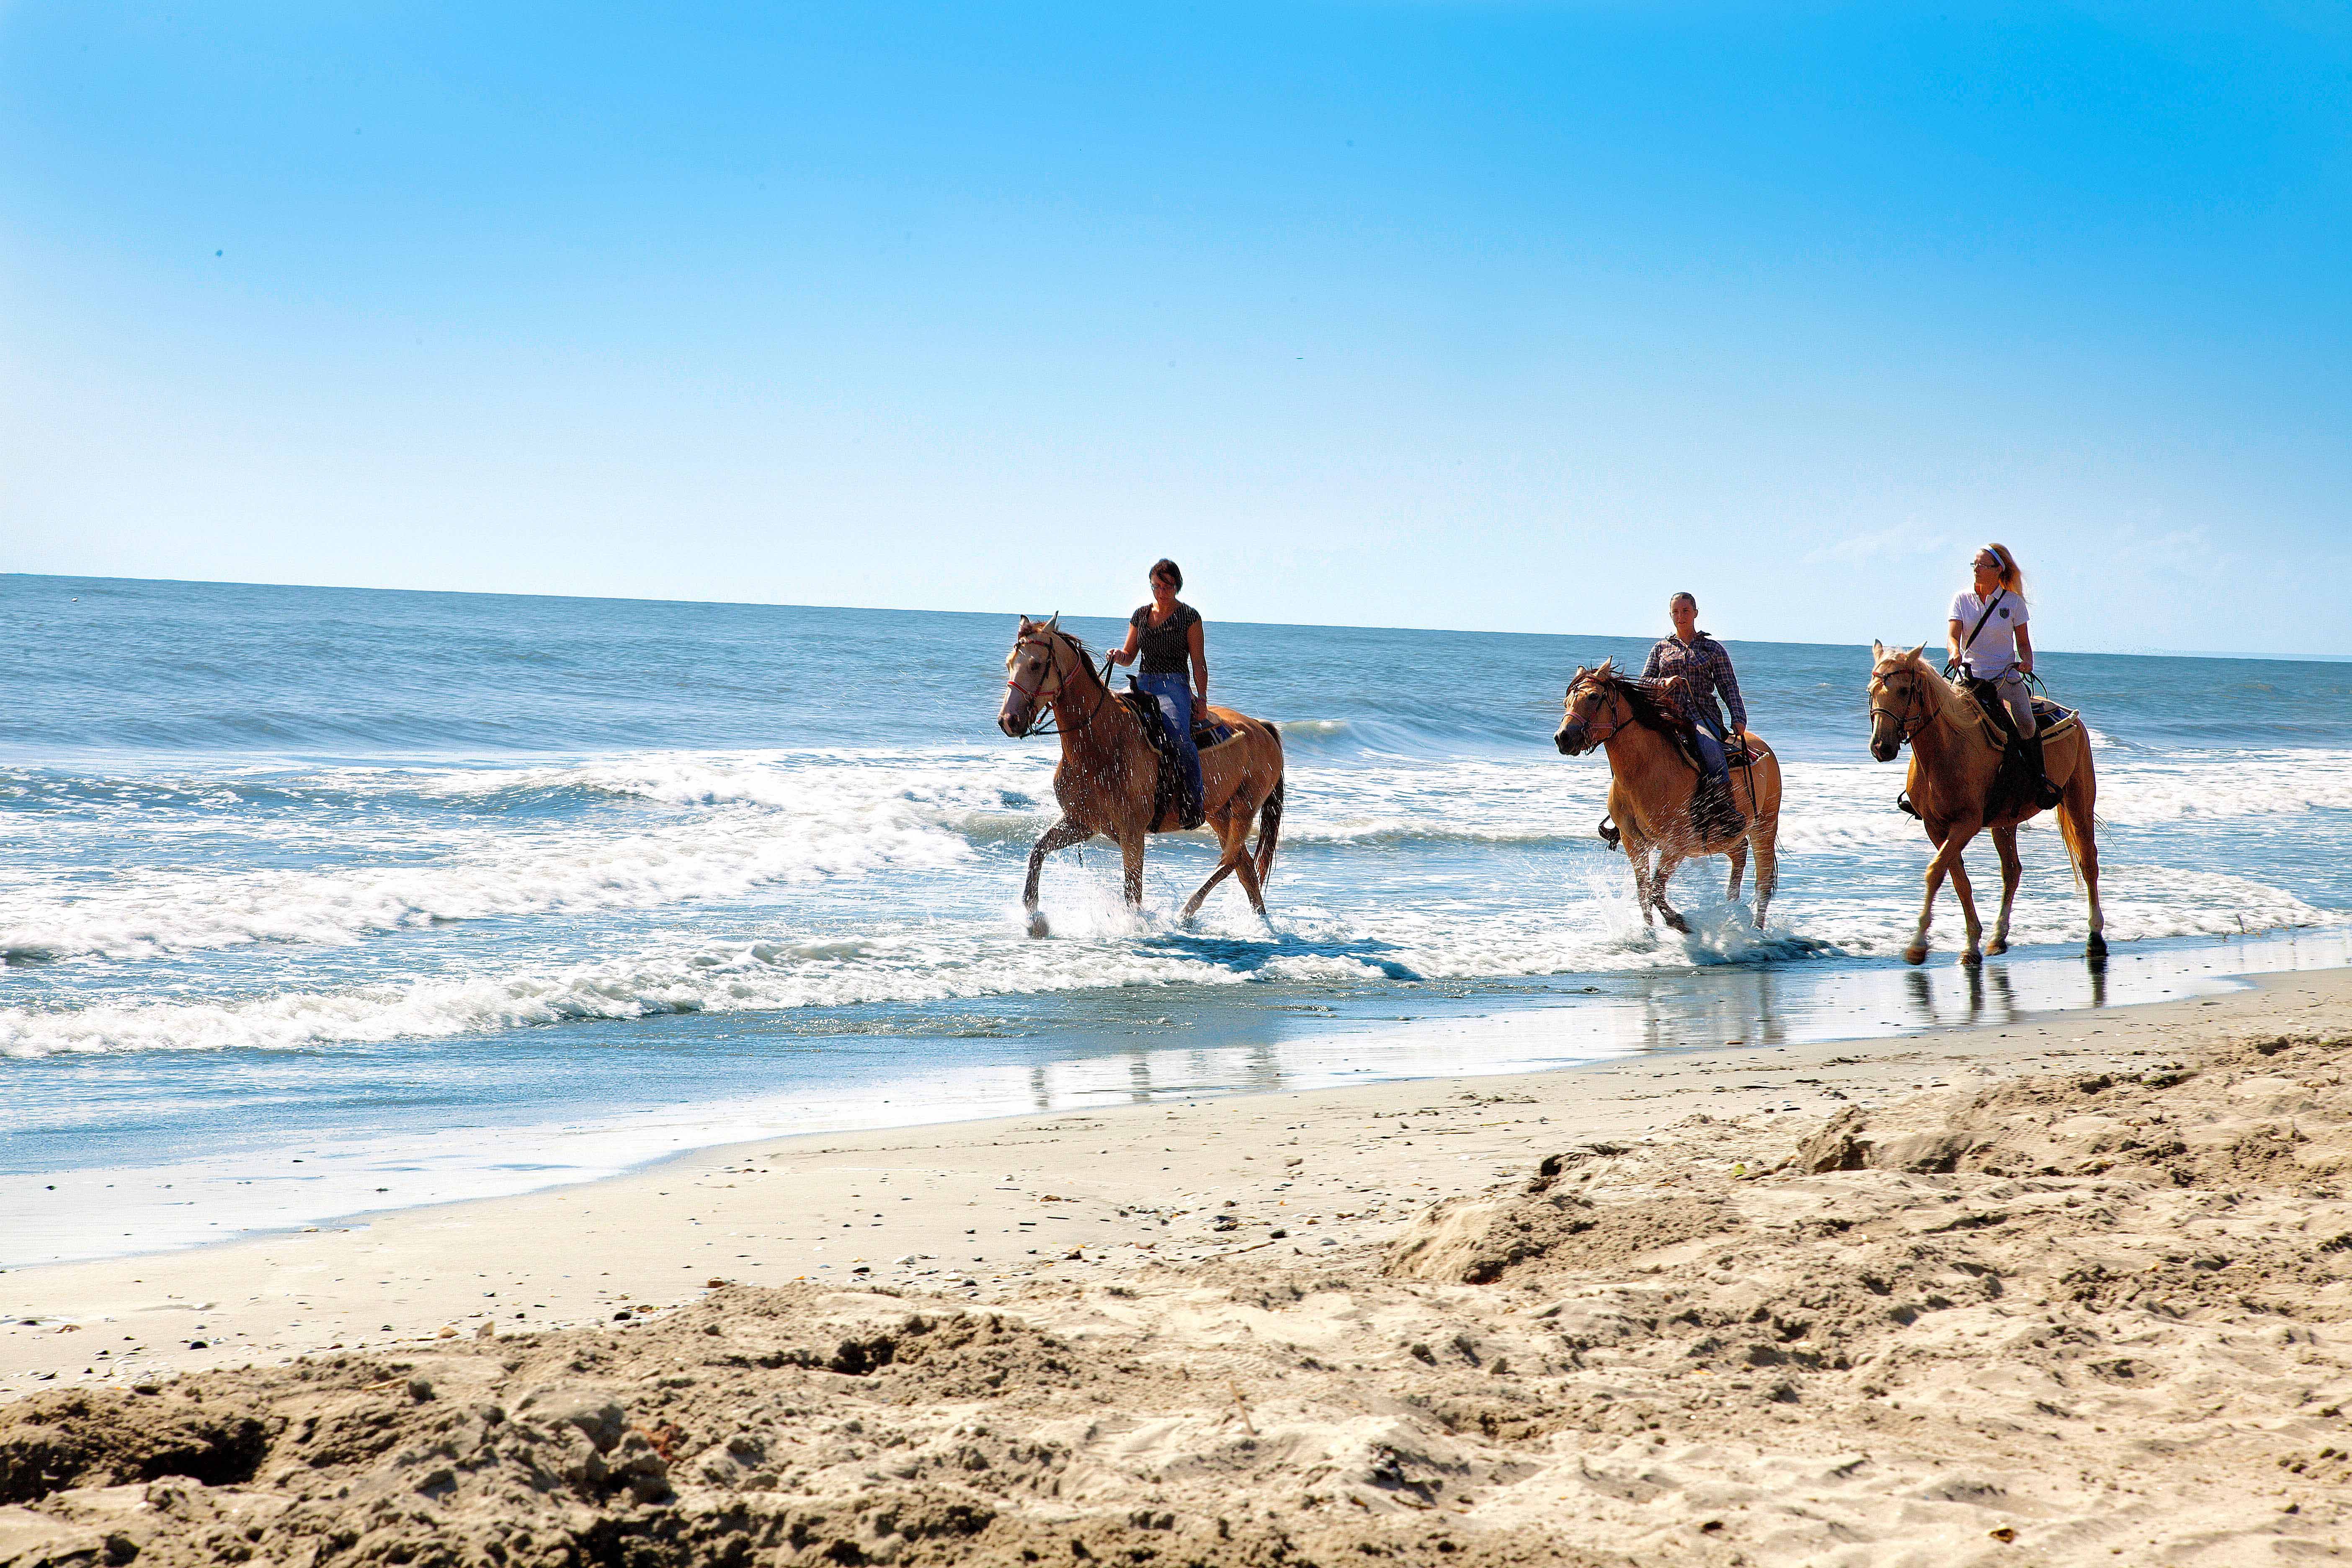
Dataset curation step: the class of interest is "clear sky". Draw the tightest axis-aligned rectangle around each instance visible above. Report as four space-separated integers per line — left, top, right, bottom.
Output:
3 3 2347 653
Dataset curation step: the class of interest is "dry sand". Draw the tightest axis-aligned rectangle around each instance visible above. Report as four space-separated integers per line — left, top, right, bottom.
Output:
4 966 2351 1565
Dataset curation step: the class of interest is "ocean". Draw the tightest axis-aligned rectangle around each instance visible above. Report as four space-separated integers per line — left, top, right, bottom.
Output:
5 573 2349 1266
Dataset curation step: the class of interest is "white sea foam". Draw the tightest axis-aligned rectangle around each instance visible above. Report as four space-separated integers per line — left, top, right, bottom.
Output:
0 763 992 961
0 741 2342 1019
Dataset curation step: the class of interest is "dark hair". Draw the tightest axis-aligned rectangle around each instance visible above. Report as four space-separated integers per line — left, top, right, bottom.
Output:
1149 558 1183 592
1668 591 1697 611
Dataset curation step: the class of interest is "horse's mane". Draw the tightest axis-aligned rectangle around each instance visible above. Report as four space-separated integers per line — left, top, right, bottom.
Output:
1877 649 1957 706
1033 624 1103 688
1583 667 1686 735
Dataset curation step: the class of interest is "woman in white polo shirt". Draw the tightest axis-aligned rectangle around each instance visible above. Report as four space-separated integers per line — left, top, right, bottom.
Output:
1947 542 2061 809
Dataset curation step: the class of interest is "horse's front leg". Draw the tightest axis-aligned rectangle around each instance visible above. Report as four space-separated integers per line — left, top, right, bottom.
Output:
1023 818 1093 937
1986 826 2022 955
1904 820 1979 965
1725 840 1748 906
1947 847 1986 966
1623 839 1656 928
1651 850 1691 935
1120 830 1147 910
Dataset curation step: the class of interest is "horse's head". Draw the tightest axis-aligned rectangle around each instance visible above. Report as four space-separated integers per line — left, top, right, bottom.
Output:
1000 615 1067 738
1867 640 1933 762
1554 660 1623 756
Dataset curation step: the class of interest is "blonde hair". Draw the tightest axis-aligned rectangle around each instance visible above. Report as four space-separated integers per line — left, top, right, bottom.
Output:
1980 542 2026 599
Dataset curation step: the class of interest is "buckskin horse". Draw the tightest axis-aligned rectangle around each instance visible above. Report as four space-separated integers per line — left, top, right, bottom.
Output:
998 616 1287 936
1866 640 2105 966
1553 659 1783 933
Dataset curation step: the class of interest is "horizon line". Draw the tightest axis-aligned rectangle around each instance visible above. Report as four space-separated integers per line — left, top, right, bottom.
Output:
8 570 2347 667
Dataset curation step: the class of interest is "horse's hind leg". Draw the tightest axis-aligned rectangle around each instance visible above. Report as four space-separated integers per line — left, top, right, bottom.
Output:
1231 844 1270 919
1023 818 1091 937
2056 775 2106 957
1986 826 2022 955
1749 819 1779 931
1181 816 1252 922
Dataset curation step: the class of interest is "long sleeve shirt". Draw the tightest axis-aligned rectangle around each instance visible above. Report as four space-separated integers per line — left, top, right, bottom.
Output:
1641 633 1748 733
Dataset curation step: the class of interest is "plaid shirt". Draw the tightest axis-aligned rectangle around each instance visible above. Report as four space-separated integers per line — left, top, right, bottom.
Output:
1641 633 1748 732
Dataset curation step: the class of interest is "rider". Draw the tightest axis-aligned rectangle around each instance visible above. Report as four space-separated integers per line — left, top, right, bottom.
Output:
1108 558 1208 821
1949 542 2062 809
1641 592 1748 836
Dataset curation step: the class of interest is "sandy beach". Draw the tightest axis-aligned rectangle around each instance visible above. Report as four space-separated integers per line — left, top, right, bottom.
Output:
5 966 2350 1565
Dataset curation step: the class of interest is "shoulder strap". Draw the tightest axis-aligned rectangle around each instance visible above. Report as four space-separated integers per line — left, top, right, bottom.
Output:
1963 591 2006 658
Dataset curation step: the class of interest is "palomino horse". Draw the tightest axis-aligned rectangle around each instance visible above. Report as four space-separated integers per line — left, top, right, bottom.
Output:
1553 660 1783 932
998 616 1287 936
1866 641 2104 965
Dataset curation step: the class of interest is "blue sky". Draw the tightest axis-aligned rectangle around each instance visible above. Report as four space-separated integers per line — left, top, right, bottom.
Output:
4 3 2347 652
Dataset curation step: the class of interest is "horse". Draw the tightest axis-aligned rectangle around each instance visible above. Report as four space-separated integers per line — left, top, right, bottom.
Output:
1865 641 2104 966
998 616 1287 937
1553 658 1783 933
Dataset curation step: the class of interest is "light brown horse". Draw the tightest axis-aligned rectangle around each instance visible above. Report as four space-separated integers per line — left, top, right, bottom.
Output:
1866 641 2104 965
1553 659 1783 933
998 616 1287 937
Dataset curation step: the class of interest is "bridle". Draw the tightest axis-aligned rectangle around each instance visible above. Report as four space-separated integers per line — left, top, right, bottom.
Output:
1561 678 1630 748
1868 666 1939 750
1004 628 1111 738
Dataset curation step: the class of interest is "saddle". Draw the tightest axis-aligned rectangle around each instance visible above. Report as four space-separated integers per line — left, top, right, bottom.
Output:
1959 677 2076 743
1117 686 1237 831
1947 676 2081 821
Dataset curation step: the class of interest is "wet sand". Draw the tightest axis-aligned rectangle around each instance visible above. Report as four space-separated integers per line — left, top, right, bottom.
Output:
3 966 2349 1564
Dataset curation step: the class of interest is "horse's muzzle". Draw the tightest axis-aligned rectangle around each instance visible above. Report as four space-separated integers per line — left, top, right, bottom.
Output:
1554 724 1585 756
998 711 1029 739
1869 736 1897 763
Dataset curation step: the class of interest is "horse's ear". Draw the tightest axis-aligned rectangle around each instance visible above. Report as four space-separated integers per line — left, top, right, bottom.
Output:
1597 657 1614 675
1871 638 1885 659
1018 614 1033 631
1908 642 1928 663
1047 611 1061 630
1571 665 1586 687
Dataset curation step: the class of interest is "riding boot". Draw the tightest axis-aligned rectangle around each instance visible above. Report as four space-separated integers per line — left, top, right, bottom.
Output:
2023 732 2063 809
1690 775 1741 841
1178 756 1207 830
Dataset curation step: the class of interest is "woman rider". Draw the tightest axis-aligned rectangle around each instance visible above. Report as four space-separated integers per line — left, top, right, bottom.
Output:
1107 558 1208 822
1949 542 2062 809
1642 592 1748 836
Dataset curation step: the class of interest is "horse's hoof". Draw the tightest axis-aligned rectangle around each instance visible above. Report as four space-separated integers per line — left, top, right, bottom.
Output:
1985 938 2008 957
2086 932 2108 959
1903 944 1928 966
1961 949 1982 968
1026 911 1050 939
1665 916 1692 936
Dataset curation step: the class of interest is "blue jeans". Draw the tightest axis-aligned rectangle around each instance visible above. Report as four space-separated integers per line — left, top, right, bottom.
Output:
1692 711 1729 784
1135 672 1204 807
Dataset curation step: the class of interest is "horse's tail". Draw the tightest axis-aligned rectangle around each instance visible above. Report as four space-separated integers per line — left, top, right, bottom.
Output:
1253 775 1285 885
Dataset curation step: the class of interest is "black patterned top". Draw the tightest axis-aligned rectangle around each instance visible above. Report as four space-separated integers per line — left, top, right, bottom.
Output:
1130 602 1202 675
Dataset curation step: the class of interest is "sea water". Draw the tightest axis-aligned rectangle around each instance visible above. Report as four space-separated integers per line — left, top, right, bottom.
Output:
3 574 2347 1265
